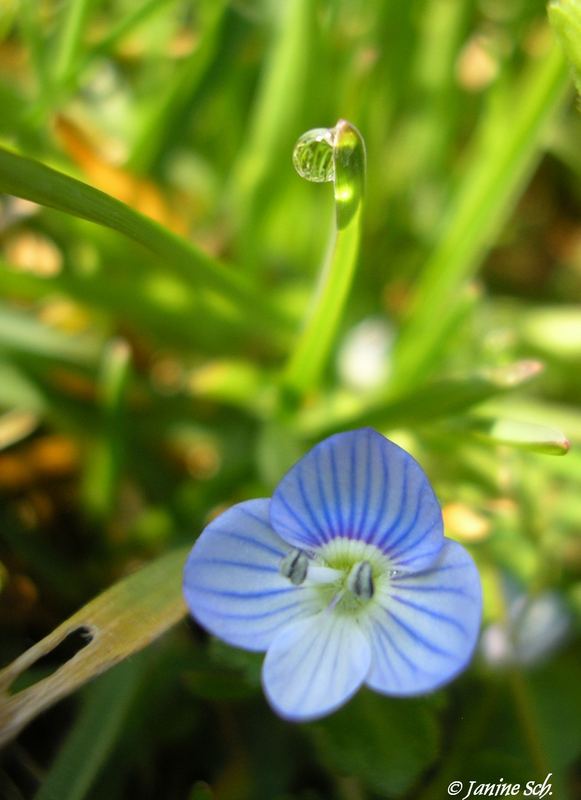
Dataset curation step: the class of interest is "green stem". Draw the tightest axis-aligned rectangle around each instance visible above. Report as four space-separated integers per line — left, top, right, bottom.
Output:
508 668 551 779
231 0 314 253
550 0 581 94
83 339 131 521
19 0 51 99
283 120 366 397
84 0 175 64
492 569 551 780
53 0 100 89
129 0 227 174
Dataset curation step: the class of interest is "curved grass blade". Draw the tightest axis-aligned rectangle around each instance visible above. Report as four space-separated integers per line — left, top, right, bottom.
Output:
0 547 188 747
0 147 290 333
283 120 366 397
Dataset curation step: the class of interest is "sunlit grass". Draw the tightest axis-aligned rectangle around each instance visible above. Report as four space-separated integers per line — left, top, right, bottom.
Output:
0 1 581 798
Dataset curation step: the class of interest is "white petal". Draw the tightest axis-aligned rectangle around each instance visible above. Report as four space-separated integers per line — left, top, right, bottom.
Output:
183 499 319 652
366 540 481 695
262 612 371 722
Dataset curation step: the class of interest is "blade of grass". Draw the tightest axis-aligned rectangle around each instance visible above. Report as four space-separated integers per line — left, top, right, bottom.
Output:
82 339 131 520
0 546 188 747
442 416 570 455
35 658 143 800
53 0 101 89
231 0 314 247
550 0 581 94
0 258 270 354
0 147 290 333
0 361 48 413
129 0 228 174
83 0 177 64
391 39 570 390
0 303 100 363
18 0 51 99
295 360 544 439
282 120 366 398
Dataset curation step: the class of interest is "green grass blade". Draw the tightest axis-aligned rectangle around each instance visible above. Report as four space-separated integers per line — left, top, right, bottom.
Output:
0 361 48 412
283 120 366 397
392 40 570 390
53 0 100 89
129 0 227 173
35 659 142 800
0 303 100 363
447 416 570 455
0 147 289 332
295 360 543 438
231 0 314 231
550 0 581 94
18 0 51 99
84 0 175 64
82 339 131 520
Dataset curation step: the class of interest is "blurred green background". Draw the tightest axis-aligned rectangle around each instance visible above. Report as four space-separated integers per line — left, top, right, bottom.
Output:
0 0 581 798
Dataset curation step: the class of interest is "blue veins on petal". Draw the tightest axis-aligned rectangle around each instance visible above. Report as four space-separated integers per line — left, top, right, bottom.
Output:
270 428 444 570
365 540 482 696
183 498 320 652
262 612 372 722
182 428 482 721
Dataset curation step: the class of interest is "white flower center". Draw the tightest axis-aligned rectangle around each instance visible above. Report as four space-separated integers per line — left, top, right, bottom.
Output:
279 538 392 618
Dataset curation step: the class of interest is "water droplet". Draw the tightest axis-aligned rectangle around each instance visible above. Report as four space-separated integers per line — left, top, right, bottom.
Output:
292 128 335 183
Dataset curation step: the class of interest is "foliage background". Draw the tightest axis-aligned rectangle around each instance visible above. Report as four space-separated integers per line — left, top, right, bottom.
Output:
0 0 580 798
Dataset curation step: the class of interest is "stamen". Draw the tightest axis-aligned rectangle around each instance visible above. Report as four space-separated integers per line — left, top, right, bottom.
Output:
280 549 309 585
347 560 374 600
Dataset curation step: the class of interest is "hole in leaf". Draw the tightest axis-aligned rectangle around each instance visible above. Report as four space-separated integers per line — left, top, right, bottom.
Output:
9 626 95 694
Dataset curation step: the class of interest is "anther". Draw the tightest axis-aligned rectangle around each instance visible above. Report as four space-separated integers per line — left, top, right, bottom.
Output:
280 549 309 585
347 561 374 600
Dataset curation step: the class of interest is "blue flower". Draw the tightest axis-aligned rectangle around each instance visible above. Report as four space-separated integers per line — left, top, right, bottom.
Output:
183 428 482 722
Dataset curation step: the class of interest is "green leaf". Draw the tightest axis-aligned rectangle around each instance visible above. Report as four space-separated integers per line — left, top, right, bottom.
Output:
82 339 132 519
447 416 570 455
521 305 581 360
295 360 544 438
35 658 143 800
52 0 98 90
283 120 366 396
129 0 227 173
0 302 99 363
392 39 570 389
0 547 188 747
231 0 315 227
0 147 289 335
309 691 440 797
550 0 581 95
0 361 48 412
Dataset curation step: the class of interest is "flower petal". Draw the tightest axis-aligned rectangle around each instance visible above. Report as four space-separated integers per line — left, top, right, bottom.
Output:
270 428 443 568
183 499 319 652
366 539 481 695
262 612 371 722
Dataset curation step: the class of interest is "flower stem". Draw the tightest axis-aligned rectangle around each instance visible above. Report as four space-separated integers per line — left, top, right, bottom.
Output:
282 120 366 398
507 668 551 780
